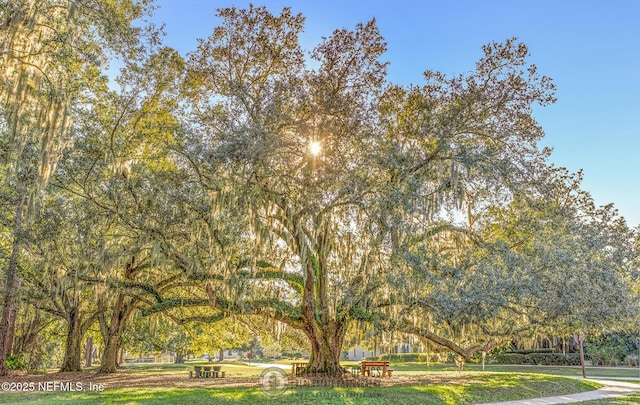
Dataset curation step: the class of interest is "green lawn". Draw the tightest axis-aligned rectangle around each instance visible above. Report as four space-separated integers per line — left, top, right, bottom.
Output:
115 361 263 378
3 360 638 404
0 373 600 404
391 362 640 379
478 364 640 379
244 359 640 379
117 359 639 379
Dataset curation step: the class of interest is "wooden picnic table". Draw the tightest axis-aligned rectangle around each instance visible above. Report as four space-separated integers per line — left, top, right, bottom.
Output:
193 365 203 378
360 360 393 377
190 365 225 378
291 361 307 375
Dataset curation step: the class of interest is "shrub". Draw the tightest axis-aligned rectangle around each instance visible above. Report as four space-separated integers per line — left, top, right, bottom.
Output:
492 352 580 366
6 355 27 370
418 353 442 362
493 353 525 364
585 333 638 366
528 353 580 366
509 348 555 355
378 353 424 362
365 353 445 362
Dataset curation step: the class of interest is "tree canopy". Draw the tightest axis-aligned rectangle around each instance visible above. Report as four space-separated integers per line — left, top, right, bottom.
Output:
1 3 637 376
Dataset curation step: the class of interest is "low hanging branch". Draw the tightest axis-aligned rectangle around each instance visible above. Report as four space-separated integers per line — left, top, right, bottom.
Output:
252 261 305 295
396 322 494 359
141 279 306 329
204 282 305 328
141 298 209 316
346 302 494 359
167 313 227 326
107 280 164 303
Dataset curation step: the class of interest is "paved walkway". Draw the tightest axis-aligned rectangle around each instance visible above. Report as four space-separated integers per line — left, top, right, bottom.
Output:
245 362 290 370
482 379 640 404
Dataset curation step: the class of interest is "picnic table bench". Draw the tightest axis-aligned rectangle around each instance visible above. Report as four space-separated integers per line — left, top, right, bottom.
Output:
360 360 393 377
190 365 225 378
291 361 307 376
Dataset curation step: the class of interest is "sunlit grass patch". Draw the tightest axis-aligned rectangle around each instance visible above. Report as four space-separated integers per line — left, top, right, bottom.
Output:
0 373 600 405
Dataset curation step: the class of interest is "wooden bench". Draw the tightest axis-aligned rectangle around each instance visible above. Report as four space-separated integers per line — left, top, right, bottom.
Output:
361 361 392 377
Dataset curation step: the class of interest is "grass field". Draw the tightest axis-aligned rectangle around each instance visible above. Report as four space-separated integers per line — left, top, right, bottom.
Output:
221 358 640 379
116 361 263 377
0 373 600 404
2 360 638 404
392 362 640 379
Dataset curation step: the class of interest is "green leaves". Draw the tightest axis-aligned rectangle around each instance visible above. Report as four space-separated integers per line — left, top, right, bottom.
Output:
477 168 639 335
4 3 636 374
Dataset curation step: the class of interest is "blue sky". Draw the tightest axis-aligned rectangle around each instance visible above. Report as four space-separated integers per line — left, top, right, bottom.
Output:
149 0 640 226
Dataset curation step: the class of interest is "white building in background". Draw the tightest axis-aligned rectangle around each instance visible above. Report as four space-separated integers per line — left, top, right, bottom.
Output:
209 348 243 360
346 345 382 361
155 353 175 363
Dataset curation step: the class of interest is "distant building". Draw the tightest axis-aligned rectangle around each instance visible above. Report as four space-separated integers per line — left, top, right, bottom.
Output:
346 345 381 361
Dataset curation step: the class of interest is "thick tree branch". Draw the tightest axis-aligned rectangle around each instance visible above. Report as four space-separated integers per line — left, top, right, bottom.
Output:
205 282 304 328
396 322 494 359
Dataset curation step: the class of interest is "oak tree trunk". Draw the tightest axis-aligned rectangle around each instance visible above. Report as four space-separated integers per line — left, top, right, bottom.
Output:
85 337 93 368
303 320 348 376
97 293 135 373
99 333 121 374
0 197 25 376
60 307 82 371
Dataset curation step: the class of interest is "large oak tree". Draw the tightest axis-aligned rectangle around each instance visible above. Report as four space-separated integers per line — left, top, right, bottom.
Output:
145 6 557 375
